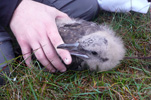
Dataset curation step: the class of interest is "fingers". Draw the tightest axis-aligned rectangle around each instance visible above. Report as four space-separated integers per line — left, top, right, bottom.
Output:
19 35 67 72
48 9 72 66
31 42 56 72
56 10 70 19
10 1 72 73
21 43 32 68
17 25 68 72
21 41 57 72
46 20 72 65
39 37 67 72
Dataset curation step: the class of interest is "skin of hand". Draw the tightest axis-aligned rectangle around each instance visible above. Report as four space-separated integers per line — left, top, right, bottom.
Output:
10 0 72 73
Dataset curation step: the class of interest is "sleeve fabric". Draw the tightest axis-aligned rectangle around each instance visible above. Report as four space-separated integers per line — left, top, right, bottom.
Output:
97 0 150 14
0 0 21 27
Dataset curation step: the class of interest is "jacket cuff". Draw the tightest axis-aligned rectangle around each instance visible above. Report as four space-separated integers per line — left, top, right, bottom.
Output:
0 0 22 27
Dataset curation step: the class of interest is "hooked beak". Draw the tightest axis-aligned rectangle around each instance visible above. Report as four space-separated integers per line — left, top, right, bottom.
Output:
57 43 89 59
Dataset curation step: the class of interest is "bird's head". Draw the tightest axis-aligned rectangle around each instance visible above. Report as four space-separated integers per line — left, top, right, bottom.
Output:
57 29 125 71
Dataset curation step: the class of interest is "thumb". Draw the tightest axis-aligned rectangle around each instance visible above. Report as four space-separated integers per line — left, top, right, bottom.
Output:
56 10 71 19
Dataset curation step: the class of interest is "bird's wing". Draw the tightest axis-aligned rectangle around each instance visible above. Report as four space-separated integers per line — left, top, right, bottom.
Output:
57 19 101 44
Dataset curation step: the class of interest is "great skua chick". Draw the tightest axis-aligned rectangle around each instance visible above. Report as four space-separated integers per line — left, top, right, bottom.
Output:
57 18 125 71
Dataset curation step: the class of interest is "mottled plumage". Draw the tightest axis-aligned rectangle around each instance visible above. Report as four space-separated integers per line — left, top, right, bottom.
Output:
57 18 125 71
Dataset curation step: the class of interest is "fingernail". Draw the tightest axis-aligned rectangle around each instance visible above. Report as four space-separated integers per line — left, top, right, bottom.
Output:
64 58 69 64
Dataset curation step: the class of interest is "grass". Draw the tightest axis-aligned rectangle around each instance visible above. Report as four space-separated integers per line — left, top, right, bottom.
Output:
0 11 151 100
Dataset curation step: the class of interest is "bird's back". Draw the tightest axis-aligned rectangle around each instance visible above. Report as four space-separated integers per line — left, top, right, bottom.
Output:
57 19 102 43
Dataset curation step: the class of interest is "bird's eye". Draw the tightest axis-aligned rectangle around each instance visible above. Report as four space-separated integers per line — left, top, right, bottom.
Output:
91 51 98 55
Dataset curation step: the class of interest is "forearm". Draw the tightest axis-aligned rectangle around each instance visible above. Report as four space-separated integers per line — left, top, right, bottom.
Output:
0 0 22 27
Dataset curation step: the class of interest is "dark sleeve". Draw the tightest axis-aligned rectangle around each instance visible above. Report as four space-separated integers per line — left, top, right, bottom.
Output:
0 0 22 27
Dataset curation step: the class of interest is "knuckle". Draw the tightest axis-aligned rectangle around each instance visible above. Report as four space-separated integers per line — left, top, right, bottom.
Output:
47 53 57 60
23 54 30 59
35 53 45 61
47 30 53 35
54 61 65 70
49 6 57 11
58 50 64 55
63 13 69 17
45 64 56 72
17 38 27 46
58 50 68 59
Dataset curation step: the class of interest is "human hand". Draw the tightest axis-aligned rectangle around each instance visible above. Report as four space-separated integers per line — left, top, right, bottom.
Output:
10 0 72 72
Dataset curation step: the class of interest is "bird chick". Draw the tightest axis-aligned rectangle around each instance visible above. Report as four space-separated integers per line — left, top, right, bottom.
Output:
56 18 125 71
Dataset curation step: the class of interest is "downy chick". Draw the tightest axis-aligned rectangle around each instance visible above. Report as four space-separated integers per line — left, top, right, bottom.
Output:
57 18 125 71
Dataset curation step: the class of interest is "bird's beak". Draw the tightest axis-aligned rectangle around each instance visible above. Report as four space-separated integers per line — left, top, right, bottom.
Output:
57 43 89 59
